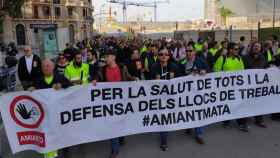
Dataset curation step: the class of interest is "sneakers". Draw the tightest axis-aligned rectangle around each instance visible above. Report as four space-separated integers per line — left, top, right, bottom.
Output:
160 144 168 151
238 124 249 132
222 121 231 128
109 152 119 158
185 129 192 135
195 136 205 145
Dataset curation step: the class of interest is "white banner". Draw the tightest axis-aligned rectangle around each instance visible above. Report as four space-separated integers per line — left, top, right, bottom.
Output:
1 68 280 154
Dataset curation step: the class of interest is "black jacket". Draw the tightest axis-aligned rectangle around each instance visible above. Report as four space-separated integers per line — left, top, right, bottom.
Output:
33 73 72 89
88 62 99 81
141 52 158 80
197 51 214 71
178 56 210 77
18 54 42 82
150 61 179 80
125 60 145 79
243 54 269 69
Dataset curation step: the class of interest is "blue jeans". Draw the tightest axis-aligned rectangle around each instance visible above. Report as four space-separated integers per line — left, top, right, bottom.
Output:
195 127 203 136
111 138 121 154
160 132 168 145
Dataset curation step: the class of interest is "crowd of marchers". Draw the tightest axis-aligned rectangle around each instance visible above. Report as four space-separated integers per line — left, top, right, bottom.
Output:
5 34 280 158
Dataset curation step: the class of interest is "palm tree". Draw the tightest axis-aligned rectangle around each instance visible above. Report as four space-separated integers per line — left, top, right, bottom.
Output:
219 6 234 26
215 0 234 26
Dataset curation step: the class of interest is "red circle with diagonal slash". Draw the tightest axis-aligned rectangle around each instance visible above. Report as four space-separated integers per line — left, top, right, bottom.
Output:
10 95 44 129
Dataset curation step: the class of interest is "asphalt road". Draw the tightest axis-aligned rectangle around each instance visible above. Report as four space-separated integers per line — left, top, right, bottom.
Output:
1 117 280 158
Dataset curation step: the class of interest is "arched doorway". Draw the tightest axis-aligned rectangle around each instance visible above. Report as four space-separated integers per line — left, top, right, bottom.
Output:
16 24 26 45
69 24 75 44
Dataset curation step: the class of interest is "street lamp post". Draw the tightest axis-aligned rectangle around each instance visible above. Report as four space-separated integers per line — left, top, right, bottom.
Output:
99 4 106 32
273 0 276 29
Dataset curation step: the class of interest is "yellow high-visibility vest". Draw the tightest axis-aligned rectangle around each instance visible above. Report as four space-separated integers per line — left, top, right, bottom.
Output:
267 50 273 62
194 43 203 52
140 46 147 55
209 48 218 56
64 62 89 84
44 151 58 158
277 48 280 55
144 55 157 70
214 56 244 72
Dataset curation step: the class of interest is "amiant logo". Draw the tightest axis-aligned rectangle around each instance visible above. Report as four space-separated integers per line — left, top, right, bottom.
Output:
10 95 46 147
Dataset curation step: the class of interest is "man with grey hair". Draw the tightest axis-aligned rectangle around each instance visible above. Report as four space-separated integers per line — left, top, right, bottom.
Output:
32 58 72 90
18 45 42 90
31 58 72 158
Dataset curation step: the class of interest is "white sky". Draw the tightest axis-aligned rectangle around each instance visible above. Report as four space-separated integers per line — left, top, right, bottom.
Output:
93 0 205 21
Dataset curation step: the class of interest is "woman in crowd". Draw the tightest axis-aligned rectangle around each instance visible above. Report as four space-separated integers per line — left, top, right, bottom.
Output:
151 47 179 151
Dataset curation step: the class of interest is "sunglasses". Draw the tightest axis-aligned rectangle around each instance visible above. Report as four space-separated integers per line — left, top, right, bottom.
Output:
159 53 169 57
234 48 239 51
186 49 193 52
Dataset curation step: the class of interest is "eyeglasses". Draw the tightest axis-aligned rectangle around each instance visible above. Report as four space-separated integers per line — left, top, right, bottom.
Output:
158 53 169 57
186 49 193 52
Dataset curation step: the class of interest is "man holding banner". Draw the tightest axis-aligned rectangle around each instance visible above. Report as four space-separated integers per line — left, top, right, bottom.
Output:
179 45 211 144
151 46 179 151
213 42 249 132
96 47 136 158
32 59 72 158
243 42 268 128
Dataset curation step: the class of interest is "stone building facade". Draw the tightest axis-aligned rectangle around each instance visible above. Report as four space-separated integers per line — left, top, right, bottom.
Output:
0 0 94 58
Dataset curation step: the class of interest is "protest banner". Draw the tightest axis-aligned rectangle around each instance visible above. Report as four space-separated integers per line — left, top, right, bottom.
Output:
1 68 280 154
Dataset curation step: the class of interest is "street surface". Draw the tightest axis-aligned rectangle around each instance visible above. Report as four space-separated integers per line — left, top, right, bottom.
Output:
1 117 280 158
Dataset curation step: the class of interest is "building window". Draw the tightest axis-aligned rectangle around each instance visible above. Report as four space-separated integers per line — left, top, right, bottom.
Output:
87 9 91 17
16 24 26 46
53 0 60 4
68 7 73 17
88 0 91 4
83 8 87 18
55 7 61 18
33 6 39 18
43 6 51 17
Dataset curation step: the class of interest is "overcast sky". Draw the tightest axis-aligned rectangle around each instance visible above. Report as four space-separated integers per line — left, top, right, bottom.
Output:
93 0 205 21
